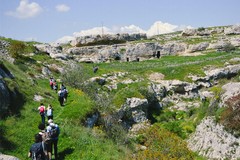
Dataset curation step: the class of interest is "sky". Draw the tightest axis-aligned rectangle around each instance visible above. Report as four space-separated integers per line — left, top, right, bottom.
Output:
0 0 240 43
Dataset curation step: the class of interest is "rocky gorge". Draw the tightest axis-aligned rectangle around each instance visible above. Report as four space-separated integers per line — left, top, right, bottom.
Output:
0 24 240 159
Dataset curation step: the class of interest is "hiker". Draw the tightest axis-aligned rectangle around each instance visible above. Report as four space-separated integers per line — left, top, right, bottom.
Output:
60 83 65 91
47 119 60 160
28 133 48 160
58 89 64 106
63 87 68 102
46 104 53 120
93 66 99 73
38 123 51 160
38 103 46 124
49 77 54 90
53 80 58 93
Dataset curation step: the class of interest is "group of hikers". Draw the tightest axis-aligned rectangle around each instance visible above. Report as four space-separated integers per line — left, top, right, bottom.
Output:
28 77 68 160
50 77 68 106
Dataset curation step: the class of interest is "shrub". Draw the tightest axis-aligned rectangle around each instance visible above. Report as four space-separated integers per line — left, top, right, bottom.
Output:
133 125 194 159
8 41 26 58
220 94 240 136
197 27 205 32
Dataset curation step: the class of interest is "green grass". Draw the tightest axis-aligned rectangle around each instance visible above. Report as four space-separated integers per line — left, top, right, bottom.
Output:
0 61 130 159
1 41 240 159
84 51 240 81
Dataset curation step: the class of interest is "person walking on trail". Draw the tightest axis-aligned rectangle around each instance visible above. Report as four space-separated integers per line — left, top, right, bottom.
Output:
58 89 64 106
47 119 60 160
49 77 54 90
38 103 46 124
38 123 52 160
28 134 48 160
53 80 58 93
46 104 53 120
93 66 99 73
63 87 68 103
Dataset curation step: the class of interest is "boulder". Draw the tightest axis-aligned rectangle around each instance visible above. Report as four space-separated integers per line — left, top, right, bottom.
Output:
221 82 240 108
224 25 240 35
181 29 197 36
204 64 240 80
0 154 19 160
187 42 209 53
118 98 148 125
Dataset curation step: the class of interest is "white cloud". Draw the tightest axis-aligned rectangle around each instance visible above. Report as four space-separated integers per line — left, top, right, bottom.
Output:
5 0 42 19
56 4 70 12
73 27 113 37
146 21 193 37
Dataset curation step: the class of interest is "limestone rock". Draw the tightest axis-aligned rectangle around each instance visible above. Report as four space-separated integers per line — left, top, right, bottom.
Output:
188 42 209 53
188 117 240 159
181 28 197 36
221 82 240 107
0 154 19 160
224 25 240 35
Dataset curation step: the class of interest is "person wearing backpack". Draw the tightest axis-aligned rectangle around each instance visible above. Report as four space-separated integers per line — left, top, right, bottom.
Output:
47 120 60 160
38 103 46 124
58 89 64 106
38 123 52 160
49 77 54 90
46 104 53 120
28 133 48 160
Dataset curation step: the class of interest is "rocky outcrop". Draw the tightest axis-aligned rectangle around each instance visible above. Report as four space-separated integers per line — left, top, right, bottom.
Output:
187 42 209 53
221 82 240 108
0 64 14 116
117 98 149 128
0 40 14 63
0 63 24 119
188 117 240 159
34 44 70 60
0 154 19 160
70 33 147 46
224 25 240 35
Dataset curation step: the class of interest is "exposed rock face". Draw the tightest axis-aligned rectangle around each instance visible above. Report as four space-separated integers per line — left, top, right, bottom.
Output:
0 40 14 63
188 117 240 159
0 64 14 116
34 44 69 60
188 42 209 53
0 154 19 160
70 33 147 46
224 25 240 35
221 82 240 108
204 64 240 80
181 28 197 36
117 98 148 128
0 63 24 119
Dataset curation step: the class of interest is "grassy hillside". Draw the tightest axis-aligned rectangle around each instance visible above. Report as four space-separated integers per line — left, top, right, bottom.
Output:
0 35 240 159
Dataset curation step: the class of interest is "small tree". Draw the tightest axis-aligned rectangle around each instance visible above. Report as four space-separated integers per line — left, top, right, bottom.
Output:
8 41 26 58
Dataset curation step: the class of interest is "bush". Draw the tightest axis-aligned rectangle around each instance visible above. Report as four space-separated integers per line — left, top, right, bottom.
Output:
220 94 240 136
8 41 26 58
133 125 195 159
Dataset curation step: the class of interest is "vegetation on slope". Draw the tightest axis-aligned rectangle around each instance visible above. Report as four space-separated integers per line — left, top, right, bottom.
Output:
0 36 240 159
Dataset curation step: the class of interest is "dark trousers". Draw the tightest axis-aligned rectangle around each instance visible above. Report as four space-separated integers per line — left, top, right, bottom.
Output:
52 139 58 159
40 114 45 124
48 116 53 120
59 97 64 106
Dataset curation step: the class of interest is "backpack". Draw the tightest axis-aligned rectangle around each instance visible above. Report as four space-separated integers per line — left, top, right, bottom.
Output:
39 106 44 113
31 142 45 160
39 131 51 145
50 125 59 139
59 91 64 98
